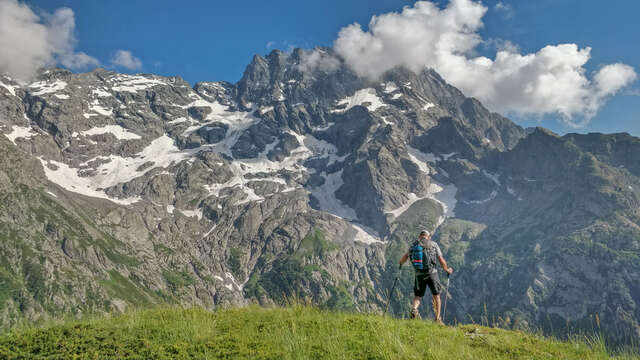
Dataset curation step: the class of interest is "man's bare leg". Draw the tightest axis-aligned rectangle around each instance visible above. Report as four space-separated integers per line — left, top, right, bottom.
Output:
432 294 443 324
411 296 421 318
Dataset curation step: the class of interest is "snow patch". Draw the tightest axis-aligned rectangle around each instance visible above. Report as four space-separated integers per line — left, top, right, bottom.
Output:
301 134 346 166
233 184 265 206
391 93 403 100
309 170 358 221
407 146 438 174
382 82 398 93
224 272 243 291
260 106 274 115
352 223 383 244
179 99 259 153
4 125 36 145
168 117 188 125
38 158 141 205
29 80 67 95
88 99 112 116
0 81 17 96
202 131 344 206
92 88 112 97
423 103 435 111
110 75 166 93
331 88 385 113
78 125 142 140
203 176 242 197
54 94 69 100
46 190 57 198
462 190 498 205
386 193 421 218
430 182 458 225
39 135 192 204
387 182 457 226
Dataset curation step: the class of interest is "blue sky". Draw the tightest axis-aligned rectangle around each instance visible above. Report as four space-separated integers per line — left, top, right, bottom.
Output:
24 0 640 136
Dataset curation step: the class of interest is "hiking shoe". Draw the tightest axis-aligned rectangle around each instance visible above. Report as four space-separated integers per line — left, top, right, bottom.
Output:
410 309 419 319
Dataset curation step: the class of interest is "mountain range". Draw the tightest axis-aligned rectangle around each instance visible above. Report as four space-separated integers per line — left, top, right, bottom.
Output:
0 48 638 345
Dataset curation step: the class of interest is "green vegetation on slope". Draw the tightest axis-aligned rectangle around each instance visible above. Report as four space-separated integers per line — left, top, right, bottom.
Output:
0 306 637 360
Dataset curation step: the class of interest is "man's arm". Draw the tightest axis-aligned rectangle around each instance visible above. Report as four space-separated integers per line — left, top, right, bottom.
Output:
399 252 409 265
438 255 453 275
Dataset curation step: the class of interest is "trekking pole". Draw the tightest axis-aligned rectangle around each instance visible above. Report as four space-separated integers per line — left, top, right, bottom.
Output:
442 273 450 321
384 264 403 316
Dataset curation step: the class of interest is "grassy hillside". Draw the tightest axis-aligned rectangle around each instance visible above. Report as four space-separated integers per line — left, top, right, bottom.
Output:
0 306 637 359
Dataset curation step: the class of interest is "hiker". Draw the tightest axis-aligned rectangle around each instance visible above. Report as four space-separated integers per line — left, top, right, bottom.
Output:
399 230 453 324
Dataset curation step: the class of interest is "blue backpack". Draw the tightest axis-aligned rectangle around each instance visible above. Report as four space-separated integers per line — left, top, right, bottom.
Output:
409 241 435 272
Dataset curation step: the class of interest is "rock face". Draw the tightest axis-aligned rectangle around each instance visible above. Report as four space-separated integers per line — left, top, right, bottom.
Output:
0 49 638 345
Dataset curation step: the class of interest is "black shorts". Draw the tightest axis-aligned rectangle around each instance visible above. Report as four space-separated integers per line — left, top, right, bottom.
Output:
414 271 441 297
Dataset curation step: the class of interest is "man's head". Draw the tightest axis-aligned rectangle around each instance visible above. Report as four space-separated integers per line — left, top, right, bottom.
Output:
419 230 431 240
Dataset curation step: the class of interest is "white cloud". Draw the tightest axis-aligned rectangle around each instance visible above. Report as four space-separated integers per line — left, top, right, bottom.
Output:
297 48 341 74
264 40 296 53
333 0 637 125
0 0 99 80
111 49 142 70
495 2 514 19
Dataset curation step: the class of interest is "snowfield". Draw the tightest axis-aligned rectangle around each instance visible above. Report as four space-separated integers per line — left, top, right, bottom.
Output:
309 170 358 221
331 88 386 113
109 75 167 93
4 125 36 145
29 80 67 96
75 125 142 140
39 135 189 204
88 100 113 116
39 158 141 205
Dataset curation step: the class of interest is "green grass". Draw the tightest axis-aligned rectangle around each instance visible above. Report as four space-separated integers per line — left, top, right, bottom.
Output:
0 306 637 359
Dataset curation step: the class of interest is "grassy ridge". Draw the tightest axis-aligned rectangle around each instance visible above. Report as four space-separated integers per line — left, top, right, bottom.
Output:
0 306 637 359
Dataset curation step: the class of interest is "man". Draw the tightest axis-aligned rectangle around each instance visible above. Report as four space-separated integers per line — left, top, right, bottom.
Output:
399 230 453 324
